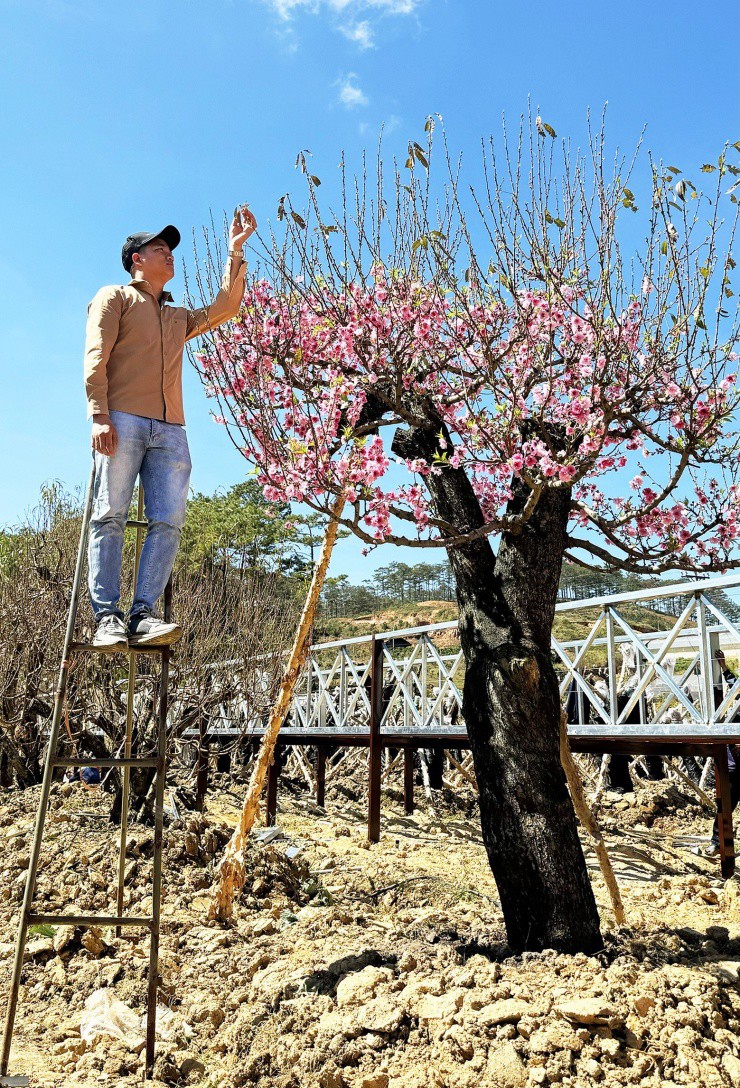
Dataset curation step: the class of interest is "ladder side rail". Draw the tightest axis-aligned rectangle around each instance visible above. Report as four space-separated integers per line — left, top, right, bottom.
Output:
117 485 145 935
1 460 96 1077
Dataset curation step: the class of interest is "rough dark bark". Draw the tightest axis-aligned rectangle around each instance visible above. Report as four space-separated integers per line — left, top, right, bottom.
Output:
393 421 602 954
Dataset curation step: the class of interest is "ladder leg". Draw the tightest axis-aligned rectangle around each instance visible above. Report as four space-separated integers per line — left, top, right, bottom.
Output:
116 487 145 937
1 460 96 1077
145 582 171 1077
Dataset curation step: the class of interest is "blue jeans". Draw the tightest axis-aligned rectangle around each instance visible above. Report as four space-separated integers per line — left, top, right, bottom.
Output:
88 410 192 622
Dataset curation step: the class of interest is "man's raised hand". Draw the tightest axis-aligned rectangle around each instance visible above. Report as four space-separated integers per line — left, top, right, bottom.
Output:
230 205 257 251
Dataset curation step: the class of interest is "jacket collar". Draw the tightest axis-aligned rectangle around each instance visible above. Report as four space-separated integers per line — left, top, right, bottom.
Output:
128 278 174 303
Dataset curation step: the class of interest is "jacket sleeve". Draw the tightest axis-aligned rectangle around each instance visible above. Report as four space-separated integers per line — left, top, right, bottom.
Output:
84 287 124 418
185 252 247 341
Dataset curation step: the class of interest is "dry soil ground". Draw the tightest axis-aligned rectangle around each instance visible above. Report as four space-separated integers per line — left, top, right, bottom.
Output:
0 766 739 1088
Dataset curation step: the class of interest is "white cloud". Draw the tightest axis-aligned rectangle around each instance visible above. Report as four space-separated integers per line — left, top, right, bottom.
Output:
258 0 421 42
358 113 402 138
262 0 420 15
341 19 374 49
337 73 369 108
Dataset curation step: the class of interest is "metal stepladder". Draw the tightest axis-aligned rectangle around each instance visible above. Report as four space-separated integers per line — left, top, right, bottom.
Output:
1 460 173 1082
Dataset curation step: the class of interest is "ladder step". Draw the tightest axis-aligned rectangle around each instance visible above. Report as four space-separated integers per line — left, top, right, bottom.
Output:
69 641 170 655
52 757 159 769
126 518 148 529
28 912 152 928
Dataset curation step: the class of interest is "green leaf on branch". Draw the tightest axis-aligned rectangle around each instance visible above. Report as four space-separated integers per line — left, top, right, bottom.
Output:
291 211 307 229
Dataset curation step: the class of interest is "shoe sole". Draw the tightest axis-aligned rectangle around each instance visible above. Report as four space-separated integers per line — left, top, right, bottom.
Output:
92 638 129 652
129 628 183 647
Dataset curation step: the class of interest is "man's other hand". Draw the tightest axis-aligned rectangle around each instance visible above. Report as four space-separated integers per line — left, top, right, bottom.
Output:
92 414 117 456
229 205 257 251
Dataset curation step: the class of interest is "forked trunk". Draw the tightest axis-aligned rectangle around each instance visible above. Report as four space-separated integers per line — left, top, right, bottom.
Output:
393 424 602 953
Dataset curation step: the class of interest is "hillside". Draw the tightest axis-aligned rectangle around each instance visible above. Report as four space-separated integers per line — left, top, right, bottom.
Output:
314 599 677 650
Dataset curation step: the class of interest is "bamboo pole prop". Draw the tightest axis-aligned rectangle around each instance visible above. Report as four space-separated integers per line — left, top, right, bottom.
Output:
209 493 346 922
559 713 626 926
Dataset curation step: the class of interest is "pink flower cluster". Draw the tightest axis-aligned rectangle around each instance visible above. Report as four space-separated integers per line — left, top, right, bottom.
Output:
196 269 740 564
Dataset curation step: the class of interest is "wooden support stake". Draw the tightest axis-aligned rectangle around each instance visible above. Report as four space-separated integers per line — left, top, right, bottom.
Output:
559 714 626 926
209 493 345 922
367 635 384 843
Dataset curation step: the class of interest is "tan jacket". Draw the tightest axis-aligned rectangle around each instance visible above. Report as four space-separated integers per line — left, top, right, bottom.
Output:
83 252 246 425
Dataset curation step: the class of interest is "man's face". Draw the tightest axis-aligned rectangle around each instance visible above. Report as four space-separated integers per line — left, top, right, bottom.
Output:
131 238 175 283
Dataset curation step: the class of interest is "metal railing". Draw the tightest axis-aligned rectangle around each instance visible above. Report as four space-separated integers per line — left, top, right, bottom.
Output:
184 573 740 742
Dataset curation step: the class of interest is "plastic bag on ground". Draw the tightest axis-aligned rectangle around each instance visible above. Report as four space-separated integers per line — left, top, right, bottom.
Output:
80 988 178 1048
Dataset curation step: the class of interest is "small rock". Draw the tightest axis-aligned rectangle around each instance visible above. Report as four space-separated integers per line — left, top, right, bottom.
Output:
252 917 277 938
487 1040 527 1087
476 998 530 1026
252 877 268 897
53 925 77 953
336 966 391 1008
633 995 655 1017
180 1057 206 1082
82 929 106 957
416 991 464 1022
557 998 621 1027
26 937 54 959
723 1052 740 1087
714 960 740 983
581 1057 603 1080
355 997 404 1034
397 951 417 973
360 1075 388 1088
598 1037 621 1059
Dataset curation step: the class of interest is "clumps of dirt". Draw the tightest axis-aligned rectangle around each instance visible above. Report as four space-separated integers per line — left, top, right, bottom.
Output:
602 779 706 830
1 772 739 1087
214 916 740 1088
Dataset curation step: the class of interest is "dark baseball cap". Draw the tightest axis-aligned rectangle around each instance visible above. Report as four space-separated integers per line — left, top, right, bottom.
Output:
121 225 181 273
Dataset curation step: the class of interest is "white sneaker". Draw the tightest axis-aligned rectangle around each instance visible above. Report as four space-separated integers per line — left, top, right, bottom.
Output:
128 612 182 646
691 842 720 857
92 614 128 650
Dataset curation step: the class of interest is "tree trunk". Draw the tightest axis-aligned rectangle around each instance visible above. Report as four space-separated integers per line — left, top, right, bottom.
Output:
393 423 602 954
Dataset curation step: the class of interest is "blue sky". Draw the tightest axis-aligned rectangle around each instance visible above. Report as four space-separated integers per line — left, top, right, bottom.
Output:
0 0 737 581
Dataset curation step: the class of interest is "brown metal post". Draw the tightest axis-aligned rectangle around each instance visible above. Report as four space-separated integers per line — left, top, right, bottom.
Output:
403 747 415 815
714 745 735 879
266 749 281 826
367 635 384 843
144 578 172 1077
316 747 326 808
116 486 145 937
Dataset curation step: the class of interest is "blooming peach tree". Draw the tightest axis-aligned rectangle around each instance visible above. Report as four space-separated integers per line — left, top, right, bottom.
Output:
193 119 740 952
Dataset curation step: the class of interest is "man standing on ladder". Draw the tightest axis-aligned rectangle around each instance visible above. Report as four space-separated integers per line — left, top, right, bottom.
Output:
84 207 256 650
